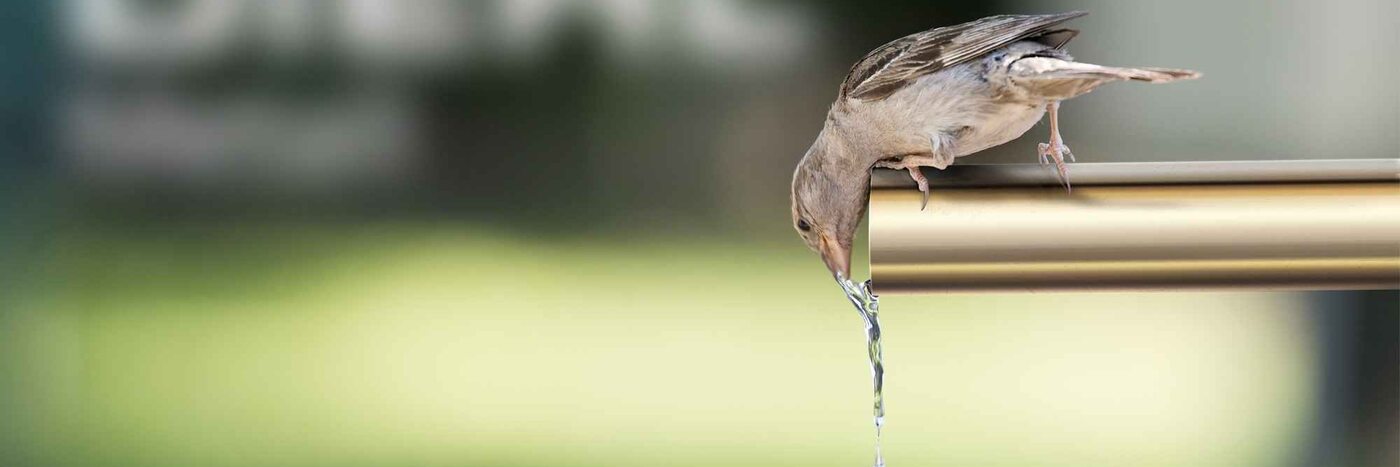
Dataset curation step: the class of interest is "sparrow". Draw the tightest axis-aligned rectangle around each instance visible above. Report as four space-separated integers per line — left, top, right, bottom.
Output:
791 11 1199 279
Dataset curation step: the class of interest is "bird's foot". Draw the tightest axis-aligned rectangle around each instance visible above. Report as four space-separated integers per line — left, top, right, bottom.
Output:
1037 141 1073 192
877 156 945 210
907 166 931 210
1040 100 1073 192
1037 141 1075 164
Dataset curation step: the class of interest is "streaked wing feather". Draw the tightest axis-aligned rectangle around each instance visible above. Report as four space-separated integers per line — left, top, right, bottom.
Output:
1031 29 1080 49
842 11 1088 101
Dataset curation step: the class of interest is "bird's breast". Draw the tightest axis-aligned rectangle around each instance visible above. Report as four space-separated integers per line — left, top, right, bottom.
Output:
950 102 1046 157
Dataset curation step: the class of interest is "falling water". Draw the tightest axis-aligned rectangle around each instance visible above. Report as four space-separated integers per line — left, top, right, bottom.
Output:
837 274 884 467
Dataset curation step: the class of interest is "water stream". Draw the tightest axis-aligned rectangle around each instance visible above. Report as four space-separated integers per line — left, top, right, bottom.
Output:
837 275 884 467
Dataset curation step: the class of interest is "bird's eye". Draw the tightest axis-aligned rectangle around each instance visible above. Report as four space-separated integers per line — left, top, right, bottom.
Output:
797 219 812 232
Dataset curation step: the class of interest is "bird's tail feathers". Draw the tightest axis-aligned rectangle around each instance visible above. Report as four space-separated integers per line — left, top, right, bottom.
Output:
1010 58 1199 99
1016 58 1200 83
1095 66 1201 83
1013 58 1198 81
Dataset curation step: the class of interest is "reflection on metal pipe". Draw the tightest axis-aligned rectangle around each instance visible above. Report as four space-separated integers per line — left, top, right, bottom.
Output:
868 159 1400 293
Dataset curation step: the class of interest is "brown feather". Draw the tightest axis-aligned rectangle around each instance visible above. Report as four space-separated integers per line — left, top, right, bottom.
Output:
1032 29 1080 49
841 11 1088 101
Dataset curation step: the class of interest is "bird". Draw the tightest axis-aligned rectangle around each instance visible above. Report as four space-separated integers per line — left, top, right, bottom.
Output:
791 11 1198 280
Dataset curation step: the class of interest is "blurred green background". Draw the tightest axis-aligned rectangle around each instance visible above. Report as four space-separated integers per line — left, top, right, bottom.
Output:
1 1 1397 466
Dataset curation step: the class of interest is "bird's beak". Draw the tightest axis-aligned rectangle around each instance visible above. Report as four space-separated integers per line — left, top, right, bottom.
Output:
818 233 851 280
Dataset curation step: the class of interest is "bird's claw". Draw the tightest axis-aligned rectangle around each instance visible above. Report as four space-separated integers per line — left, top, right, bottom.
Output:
1037 142 1074 163
1039 100 1073 192
1036 141 1074 193
878 156 939 210
908 167 931 210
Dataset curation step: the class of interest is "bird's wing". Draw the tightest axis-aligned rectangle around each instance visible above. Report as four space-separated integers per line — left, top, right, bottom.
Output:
840 11 1088 101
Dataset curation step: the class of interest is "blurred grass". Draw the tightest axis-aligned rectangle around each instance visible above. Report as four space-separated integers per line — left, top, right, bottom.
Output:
3 222 1316 467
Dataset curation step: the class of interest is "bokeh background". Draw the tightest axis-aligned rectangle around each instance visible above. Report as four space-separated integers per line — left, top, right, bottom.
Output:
2 1 1397 466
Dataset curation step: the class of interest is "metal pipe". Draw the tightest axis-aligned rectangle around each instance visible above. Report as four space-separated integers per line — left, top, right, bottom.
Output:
868 159 1400 294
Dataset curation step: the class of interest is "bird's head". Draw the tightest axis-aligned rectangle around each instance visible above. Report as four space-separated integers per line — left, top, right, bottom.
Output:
791 140 869 280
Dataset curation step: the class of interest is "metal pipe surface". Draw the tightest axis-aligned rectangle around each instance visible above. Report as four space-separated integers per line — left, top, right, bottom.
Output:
868 159 1400 293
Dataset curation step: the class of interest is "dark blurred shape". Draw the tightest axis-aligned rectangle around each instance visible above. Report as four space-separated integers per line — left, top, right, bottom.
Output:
1307 291 1399 467
0 1 50 173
